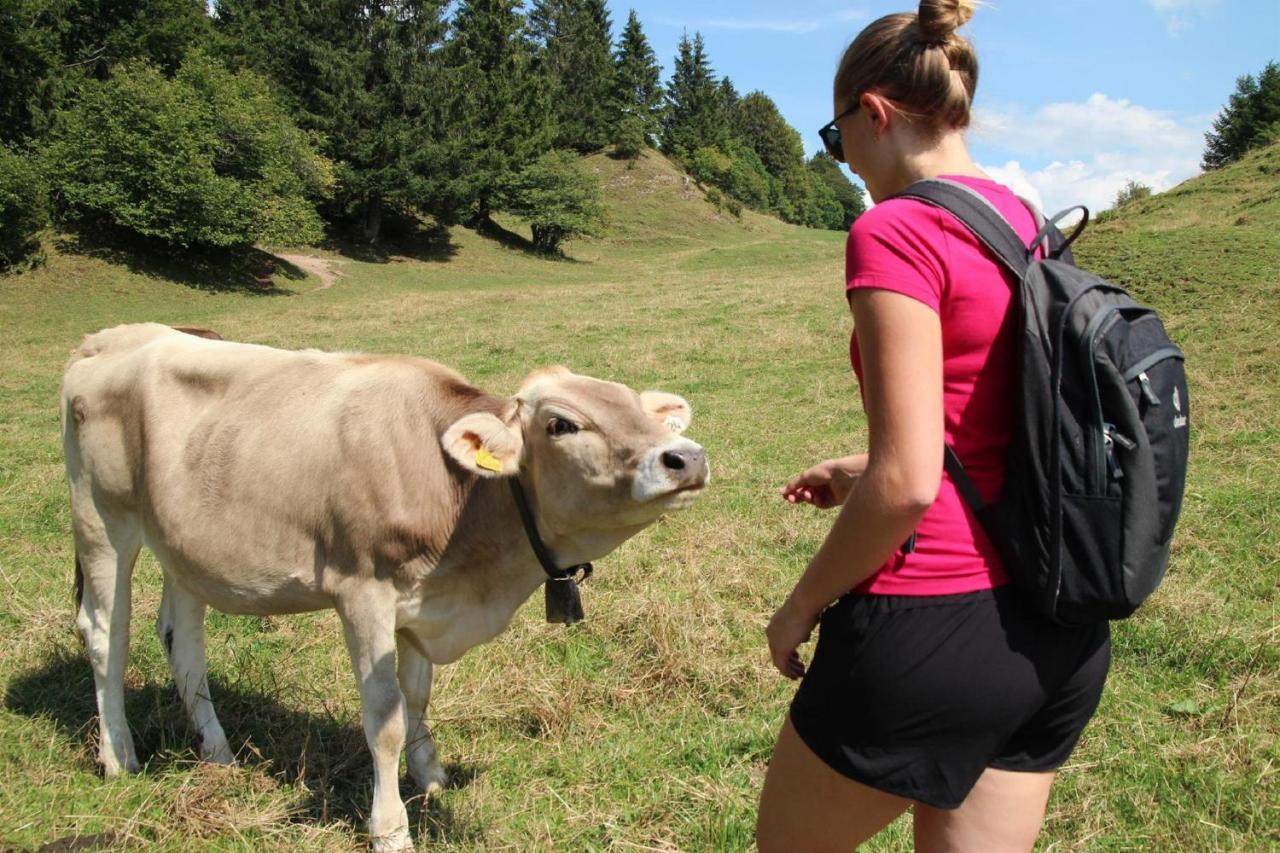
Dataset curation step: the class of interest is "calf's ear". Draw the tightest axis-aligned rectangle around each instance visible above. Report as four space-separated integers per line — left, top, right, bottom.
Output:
640 391 692 434
442 413 522 477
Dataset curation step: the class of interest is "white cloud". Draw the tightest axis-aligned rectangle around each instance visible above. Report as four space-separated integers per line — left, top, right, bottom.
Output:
1147 1 1216 12
979 158 1187 220
974 93 1201 159
972 93 1207 214
979 162 1045 211
659 8 867 35
1146 0 1220 36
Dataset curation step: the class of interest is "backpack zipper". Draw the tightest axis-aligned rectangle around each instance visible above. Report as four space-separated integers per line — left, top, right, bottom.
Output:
1122 346 1185 411
1108 424 1137 451
1137 373 1160 407
1103 423 1136 487
1081 306 1121 494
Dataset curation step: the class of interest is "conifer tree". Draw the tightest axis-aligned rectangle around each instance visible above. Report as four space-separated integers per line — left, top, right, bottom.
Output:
717 76 744 141
525 0 562 41
443 0 552 226
215 0 451 242
1203 61 1280 169
661 32 722 159
611 10 662 152
528 0 614 152
2 0 210 145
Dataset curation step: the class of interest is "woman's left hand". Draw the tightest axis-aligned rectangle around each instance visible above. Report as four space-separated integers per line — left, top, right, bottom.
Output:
766 597 821 680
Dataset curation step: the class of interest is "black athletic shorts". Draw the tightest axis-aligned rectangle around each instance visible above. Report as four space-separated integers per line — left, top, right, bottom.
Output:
789 585 1110 810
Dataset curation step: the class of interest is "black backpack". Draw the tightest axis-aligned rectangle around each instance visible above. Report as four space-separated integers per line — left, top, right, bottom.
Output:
894 179 1191 625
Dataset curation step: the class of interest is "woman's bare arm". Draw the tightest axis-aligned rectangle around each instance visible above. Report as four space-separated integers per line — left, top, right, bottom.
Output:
767 289 945 677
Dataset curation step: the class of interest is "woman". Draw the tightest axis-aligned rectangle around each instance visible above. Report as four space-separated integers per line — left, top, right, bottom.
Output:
755 2 1110 850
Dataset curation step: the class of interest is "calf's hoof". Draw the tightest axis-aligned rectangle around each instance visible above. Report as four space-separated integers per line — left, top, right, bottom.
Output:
369 826 414 852
101 758 141 777
416 762 448 797
99 749 141 777
200 739 235 766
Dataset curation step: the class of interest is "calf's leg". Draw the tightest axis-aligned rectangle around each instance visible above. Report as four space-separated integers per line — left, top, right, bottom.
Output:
396 630 447 795
339 595 412 852
155 574 233 764
73 513 142 776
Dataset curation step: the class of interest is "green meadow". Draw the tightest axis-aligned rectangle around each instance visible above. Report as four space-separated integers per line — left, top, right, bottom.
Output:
1 146 1276 850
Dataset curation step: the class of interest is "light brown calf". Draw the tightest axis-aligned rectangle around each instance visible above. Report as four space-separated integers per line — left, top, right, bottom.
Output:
61 323 708 850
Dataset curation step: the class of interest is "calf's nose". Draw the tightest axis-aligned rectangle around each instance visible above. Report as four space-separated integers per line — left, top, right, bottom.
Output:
661 445 708 482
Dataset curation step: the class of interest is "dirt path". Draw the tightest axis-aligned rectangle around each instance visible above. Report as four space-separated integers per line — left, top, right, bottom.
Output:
277 254 343 290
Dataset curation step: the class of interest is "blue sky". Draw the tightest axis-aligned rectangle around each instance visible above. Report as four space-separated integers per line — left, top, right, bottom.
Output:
610 0 1279 214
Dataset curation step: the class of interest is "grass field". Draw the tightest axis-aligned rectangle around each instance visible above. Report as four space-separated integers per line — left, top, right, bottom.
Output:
1 146 1276 850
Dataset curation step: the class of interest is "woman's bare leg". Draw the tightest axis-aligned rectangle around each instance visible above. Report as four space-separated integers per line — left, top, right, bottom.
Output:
757 717 911 852
913 767 1056 852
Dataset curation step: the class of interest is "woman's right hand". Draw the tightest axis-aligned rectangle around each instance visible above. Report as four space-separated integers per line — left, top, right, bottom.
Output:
781 454 867 509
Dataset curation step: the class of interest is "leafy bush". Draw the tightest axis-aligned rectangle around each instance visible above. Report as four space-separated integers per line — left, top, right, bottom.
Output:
500 149 606 254
45 52 332 248
783 167 844 231
687 146 733 188
0 144 49 272
693 90 852 231
766 175 796 224
807 152 866 230
684 144 773 218
1114 180 1153 209
721 143 772 210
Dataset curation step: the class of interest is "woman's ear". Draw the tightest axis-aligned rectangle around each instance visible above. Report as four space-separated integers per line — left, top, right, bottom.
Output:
861 92 892 137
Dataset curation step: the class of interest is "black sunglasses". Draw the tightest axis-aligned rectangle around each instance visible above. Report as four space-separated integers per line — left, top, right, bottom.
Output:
818 104 859 162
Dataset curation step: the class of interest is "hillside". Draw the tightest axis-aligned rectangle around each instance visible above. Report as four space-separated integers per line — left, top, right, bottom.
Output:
0 146 1275 850
1081 140 1280 311
582 148 788 245
1075 141 1279 526
1070 142 1278 849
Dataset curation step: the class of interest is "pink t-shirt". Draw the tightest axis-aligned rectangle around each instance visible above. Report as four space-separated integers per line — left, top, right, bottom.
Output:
846 175 1039 596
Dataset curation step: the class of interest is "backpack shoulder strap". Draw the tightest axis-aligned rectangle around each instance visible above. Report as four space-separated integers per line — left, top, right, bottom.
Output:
945 444 987 515
1015 197 1082 266
891 178 1032 279
894 179 1039 521
1017 195 1052 260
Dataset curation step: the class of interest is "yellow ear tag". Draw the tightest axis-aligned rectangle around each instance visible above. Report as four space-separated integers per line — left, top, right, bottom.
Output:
475 446 504 473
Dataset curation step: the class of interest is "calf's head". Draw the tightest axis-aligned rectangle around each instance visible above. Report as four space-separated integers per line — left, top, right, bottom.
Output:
442 367 708 539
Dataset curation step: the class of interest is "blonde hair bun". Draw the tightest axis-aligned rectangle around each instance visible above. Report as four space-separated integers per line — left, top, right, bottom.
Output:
833 2 980 132
917 0 976 44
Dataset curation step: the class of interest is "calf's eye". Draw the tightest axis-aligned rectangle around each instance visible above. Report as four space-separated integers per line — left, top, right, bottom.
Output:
547 417 579 437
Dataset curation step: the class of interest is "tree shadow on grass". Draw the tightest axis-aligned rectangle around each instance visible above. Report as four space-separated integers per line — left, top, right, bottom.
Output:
472 217 584 264
316 214 459 265
53 227 308 295
4 651 484 846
